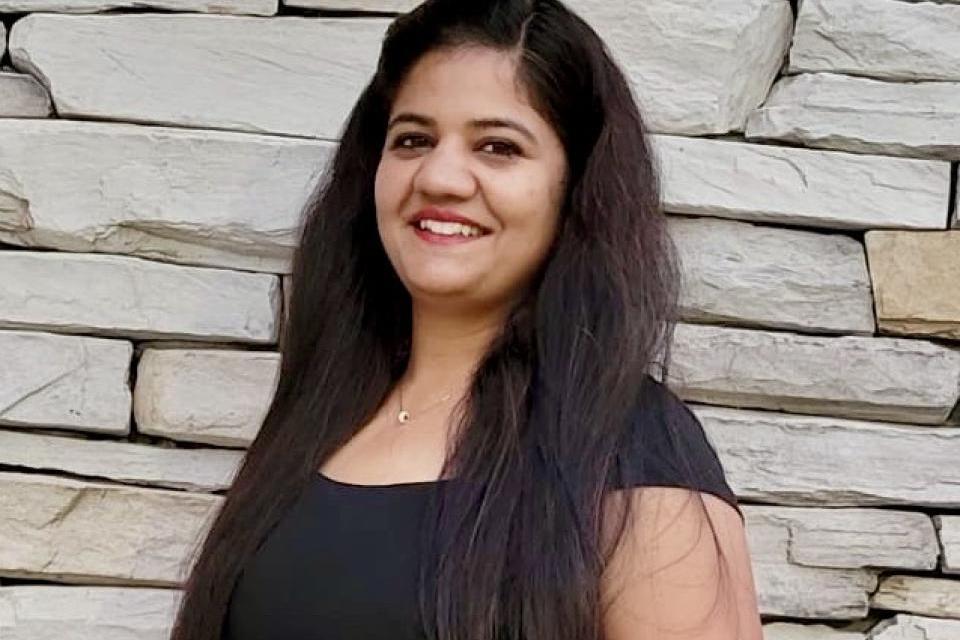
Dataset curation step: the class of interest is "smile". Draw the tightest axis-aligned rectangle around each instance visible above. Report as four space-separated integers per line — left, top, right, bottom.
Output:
412 219 491 245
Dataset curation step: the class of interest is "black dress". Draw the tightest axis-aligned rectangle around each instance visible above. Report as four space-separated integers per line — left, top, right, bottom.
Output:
224 375 741 640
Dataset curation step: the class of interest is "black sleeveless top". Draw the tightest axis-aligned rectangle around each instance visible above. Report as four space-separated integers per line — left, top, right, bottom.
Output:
223 376 741 640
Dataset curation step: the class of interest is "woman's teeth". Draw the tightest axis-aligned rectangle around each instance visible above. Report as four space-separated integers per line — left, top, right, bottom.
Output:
417 219 484 237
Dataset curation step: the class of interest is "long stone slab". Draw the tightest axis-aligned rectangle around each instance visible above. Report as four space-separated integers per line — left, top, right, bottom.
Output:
284 0 417 9
790 0 960 83
763 623 864 640
0 586 181 640
0 429 242 492
871 575 960 619
866 231 960 341
668 323 960 425
0 472 221 586
745 72 960 160
744 506 878 619
0 73 52 117
670 216 874 335
134 348 280 447
869 614 960 640
568 0 792 135
653 134 950 230
0 251 280 344
695 404 960 508
9 13 390 139
0 119 327 273
935 516 960 574
0 330 132 435
0 0 276 12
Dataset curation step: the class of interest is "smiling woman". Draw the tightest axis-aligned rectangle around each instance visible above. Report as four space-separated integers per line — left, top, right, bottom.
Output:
170 1 762 640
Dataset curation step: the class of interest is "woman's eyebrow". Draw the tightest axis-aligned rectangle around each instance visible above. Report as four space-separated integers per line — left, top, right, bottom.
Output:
386 112 538 144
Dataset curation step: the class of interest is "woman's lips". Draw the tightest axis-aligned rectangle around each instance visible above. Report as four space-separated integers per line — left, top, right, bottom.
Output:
412 224 489 246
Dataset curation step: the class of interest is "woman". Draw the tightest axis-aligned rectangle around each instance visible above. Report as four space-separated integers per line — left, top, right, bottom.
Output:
172 1 762 639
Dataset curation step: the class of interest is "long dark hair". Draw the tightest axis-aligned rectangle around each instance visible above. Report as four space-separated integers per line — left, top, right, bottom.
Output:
172 1 732 639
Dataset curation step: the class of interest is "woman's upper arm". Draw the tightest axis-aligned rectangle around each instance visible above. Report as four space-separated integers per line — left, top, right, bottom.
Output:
601 486 762 640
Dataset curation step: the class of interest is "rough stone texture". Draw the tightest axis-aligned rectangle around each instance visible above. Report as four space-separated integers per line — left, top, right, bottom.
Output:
745 507 878 619
8 13 390 139
0 0 275 12
0 119 327 273
871 575 960 619
0 586 181 640
695 404 960 508
745 73 960 160
0 251 280 344
668 323 960 425
134 349 280 447
568 0 792 135
0 430 242 492
0 330 132 436
653 134 950 231
868 614 960 640
865 231 960 341
935 516 960 575
791 0 960 83
763 623 864 640
283 0 417 9
669 216 874 335
0 472 221 586
0 72 51 117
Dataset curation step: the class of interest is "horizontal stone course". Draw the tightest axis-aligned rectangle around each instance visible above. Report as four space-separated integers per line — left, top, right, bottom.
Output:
762 623 864 639
283 0 417 9
0 472 221 586
871 575 960 619
790 0 960 82
0 330 132 435
670 216 874 335
0 119 327 274
653 134 950 231
134 348 280 447
0 0 277 12
668 322 960 425
866 231 960 341
869 614 960 640
0 586 181 640
0 72 50 117
694 403 960 508
936 516 960 575
745 72 960 160
0 251 280 343
0 429 242 492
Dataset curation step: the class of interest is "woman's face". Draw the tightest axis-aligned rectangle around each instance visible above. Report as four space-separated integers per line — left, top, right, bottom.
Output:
375 46 568 315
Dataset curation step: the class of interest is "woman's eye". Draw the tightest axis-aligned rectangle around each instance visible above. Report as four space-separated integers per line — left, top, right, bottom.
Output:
391 134 430 150
480 140 521 157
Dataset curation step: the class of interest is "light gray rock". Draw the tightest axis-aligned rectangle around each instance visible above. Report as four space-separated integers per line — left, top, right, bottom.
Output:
0 251 280 344
868 614 960 640
0 429 242 492
668 322 960 425
790 0 960 82
0 330 132 436
0 72 52 117
935 516 960 574
745 73 960 160
0 586 181 640
0 0 276 13
284 0 417 9
695 404 960 508
134 349 280 447
669 216 874 335
763 622 865 640
653 134 950 231
568 0 792 135
0 472 221 586
871 575 960 619
745 507 878 619
0 119 328 273
9 13 390 139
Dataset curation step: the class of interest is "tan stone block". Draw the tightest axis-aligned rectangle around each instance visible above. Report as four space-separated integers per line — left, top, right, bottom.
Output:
871 575 960 619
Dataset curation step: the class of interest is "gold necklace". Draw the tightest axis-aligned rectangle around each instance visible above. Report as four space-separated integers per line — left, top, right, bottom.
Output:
396 380 459 424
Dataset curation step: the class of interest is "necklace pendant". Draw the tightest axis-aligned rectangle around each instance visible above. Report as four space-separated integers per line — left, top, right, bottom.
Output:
397 410 411 424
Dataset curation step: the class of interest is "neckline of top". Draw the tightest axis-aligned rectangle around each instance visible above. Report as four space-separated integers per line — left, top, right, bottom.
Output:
315 471 452 490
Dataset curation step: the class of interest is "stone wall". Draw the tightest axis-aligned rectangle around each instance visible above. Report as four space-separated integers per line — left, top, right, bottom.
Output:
1 0 959 638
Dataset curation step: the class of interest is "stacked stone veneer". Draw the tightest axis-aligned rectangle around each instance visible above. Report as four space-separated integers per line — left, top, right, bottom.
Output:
1 0 959 638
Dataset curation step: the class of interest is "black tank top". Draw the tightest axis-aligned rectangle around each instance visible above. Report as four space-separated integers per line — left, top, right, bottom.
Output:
223 376 741 640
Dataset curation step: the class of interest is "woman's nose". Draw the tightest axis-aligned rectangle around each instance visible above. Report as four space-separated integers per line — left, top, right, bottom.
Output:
412 140 477 200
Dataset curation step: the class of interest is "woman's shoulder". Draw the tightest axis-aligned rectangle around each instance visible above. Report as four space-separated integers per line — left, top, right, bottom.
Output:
608 374 743 520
